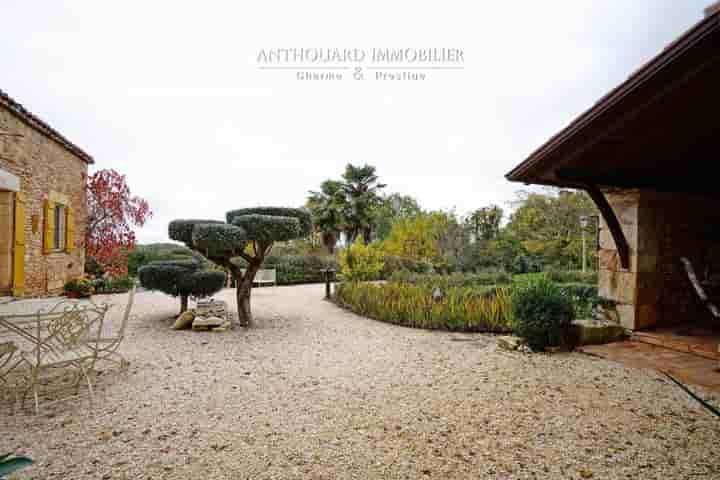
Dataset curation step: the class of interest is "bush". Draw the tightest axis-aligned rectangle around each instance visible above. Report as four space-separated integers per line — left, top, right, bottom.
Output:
334 281 513 332
545 269 598 285
93 276 135 294
380 255 434 277
511 278 575 350
338 239 385 281
63 278 94 298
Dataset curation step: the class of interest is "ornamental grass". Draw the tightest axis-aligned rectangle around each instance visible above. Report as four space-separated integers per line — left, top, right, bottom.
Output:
334 281 513 333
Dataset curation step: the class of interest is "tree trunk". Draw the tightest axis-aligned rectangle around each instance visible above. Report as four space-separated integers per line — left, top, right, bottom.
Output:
362 227 372 244
180 294 189 315
235 262 261 327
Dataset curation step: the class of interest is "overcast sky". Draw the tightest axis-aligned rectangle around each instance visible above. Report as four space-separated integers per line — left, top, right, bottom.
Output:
0 1 711 243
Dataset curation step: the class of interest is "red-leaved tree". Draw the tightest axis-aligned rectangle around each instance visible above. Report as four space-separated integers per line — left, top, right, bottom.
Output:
86 169 152 276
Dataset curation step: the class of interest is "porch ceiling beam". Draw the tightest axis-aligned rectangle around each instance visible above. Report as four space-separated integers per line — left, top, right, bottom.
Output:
556 168 720 197
584 184 630 270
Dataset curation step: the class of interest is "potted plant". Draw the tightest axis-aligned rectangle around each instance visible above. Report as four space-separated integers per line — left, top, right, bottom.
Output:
0 453 33 478
63 277 95 298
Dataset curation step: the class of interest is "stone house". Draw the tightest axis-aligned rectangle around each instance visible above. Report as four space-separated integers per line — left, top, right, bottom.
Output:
507 7 720 335
0 89 93 297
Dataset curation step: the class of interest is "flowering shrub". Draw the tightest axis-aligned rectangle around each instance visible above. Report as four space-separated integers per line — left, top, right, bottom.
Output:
63 278 94 298
338 239 385 281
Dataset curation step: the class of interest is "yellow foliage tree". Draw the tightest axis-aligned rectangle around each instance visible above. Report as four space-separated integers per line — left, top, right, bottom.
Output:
381 212 449 262
338 238 385 281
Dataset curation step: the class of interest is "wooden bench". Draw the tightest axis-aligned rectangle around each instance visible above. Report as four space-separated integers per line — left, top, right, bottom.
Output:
240 268 277 287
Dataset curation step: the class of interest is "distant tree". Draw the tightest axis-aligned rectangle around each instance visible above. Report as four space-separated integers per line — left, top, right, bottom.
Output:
138 260 225 314
374 193 423 240
467 205 503 241
307 179 346 253
382 212 449 263
86 169 152 276
307 163 386 245
340 164 386 243
506 189 597 269
168 207 312 326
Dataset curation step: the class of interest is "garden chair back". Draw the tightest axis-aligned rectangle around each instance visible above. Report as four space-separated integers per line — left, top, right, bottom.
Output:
0 300 110 414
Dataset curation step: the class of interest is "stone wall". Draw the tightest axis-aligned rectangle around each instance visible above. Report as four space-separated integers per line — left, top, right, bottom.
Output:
598 189 718 330
0 106 88 297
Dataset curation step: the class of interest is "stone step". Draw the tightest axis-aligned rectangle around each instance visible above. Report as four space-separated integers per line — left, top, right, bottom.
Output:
631 332 720 361
568 319 628 347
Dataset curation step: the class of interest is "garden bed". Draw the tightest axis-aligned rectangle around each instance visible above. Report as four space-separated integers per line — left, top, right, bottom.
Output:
334 281 514 333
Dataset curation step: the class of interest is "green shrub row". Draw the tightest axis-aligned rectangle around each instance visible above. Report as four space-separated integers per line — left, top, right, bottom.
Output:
261 254 339 285
334 281 514 333
508 270 598 285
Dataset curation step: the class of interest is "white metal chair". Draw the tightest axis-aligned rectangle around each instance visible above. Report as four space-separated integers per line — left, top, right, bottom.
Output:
87 287 135 368
681 257 720 319
0 300 109 415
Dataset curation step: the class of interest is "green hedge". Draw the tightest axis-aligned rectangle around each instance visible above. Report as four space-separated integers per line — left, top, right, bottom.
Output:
334 281 514 333
234 254 338 285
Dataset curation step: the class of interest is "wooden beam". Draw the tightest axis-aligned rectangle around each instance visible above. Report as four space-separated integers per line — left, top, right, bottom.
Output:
584 184 630 270
556 168 720 197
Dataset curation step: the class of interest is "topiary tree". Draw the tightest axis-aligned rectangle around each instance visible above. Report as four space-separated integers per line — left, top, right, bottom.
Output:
168 207 312 326
138 259 226 314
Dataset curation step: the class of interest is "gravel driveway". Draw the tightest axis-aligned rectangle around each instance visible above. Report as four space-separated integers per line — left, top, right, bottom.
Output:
2 285 719 479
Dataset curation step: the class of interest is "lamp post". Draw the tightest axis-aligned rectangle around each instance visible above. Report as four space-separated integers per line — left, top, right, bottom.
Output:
320 268 336 299
579 215 589 273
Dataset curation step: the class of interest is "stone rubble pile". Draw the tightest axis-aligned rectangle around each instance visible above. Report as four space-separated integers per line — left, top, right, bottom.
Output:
171 299 231 332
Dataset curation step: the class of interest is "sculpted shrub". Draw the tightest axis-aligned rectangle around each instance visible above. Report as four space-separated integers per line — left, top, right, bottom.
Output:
168 207 312 326
138 260 225 314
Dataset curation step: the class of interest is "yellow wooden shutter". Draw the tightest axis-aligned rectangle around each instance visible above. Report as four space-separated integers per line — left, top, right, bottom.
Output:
43 200 55 254
12 192 26 296
65 206 75 252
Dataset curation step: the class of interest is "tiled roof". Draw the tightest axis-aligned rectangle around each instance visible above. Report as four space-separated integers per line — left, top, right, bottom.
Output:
0 88 94 164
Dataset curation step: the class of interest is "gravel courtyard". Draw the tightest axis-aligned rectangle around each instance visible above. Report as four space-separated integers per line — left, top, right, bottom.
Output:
2 285 719 479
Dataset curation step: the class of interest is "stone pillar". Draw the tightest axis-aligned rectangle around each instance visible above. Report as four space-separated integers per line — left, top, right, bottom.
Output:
597 190 662 330
598 189 720 330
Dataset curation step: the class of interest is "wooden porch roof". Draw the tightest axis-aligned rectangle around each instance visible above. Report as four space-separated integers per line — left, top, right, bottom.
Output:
506 10 720 197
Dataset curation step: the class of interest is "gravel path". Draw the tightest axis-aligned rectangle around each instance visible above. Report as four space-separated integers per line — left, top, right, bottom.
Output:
2 285 719 479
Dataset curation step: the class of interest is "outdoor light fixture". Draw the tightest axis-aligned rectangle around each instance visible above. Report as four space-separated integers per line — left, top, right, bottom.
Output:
579 215 589 230
579 215 590 273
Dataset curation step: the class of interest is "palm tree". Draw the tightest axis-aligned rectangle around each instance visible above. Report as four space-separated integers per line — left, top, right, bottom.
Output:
340 164 386 244
307 179 345 253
